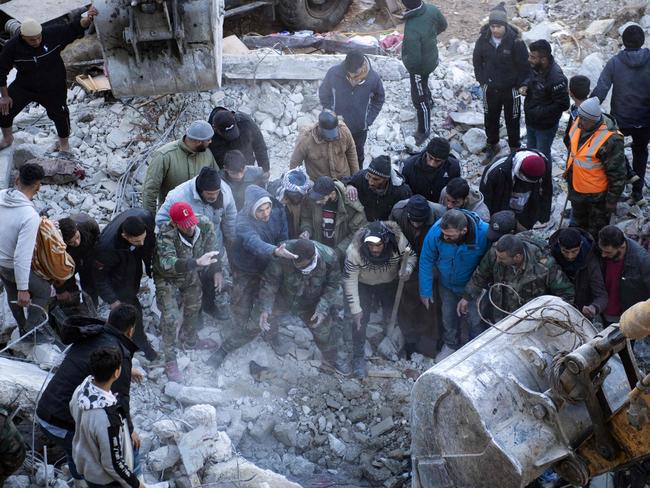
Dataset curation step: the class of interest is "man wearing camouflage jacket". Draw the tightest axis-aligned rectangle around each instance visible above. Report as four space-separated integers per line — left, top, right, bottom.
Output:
459 234 575 323
0 407 25 485
153 202 222 382
256 239 350 375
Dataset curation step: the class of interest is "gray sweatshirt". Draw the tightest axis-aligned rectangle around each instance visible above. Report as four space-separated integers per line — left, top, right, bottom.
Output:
69 376 139 488
0 188 40 289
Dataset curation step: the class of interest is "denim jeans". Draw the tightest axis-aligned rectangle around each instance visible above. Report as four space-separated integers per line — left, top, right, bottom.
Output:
526 123 559 163
438 285 483 349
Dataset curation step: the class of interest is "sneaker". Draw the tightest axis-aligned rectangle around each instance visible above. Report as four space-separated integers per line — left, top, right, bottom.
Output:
207 347 228 370
627 194 647 207
414 131 431 146
435 344 457 363
165 360 183 383
352 356 367 378
628 174 641 184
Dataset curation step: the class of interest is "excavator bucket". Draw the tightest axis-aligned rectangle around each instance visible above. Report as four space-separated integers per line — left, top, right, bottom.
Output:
93 0 223 98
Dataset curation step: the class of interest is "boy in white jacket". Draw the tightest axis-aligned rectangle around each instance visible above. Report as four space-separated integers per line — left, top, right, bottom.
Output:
69 347 142 488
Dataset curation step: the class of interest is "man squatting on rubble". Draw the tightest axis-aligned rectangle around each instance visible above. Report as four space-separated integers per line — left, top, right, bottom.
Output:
8 4 650 482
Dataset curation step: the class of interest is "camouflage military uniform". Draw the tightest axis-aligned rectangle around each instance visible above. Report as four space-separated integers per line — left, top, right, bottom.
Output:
464 240 575 322
0 408 26 484
254 240 346 362
153 217 222 361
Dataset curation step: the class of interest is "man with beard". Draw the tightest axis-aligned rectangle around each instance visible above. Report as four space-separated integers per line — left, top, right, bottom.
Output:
390 195 445 357
267 167 313 239
219 150 268 210
598 225 650 324
522 39 569 163
156 167 237 319
94 209 157 360
346 155 412 222
299 176 367 263
549 227 608 320
419 209 490 362
343 221 416 377
143 120 217 214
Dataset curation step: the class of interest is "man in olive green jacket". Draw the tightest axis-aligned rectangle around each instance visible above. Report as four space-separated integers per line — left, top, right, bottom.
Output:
142 120 217 214
299 176 367 263
402 0 447 144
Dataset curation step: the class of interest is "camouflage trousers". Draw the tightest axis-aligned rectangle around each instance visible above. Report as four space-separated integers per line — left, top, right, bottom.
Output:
155 276 202 362
571 199 612 240
0 412 26 483
220 270 261 352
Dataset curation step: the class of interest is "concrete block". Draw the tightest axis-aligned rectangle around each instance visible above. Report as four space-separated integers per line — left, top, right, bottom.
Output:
178 427 232 474
204 457 302 488
0 357 50 410
0 146 14 190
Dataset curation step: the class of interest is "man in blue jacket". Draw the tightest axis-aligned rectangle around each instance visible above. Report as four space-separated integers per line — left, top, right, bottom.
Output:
592 25 650 206
319 50 385 166
419 209 490 362
207 185 295 368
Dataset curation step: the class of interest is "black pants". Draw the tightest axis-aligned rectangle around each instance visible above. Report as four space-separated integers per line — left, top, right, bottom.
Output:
483 86 521 148
352 281 398 359
409 72 432 135
621 127 650 197
115 291 156 359
351 130 368 167
0 83 70 138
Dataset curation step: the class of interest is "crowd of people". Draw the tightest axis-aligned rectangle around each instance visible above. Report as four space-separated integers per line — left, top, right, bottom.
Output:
1 0 650 486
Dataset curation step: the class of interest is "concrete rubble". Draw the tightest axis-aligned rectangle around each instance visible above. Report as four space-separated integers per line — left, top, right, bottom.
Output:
1 0 650 486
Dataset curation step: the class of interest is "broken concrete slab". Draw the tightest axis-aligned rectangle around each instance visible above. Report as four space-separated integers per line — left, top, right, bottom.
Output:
449 111 484 127
462 128 488 154
184 404 218 428
203 457 302 488
222 54 409 82
585 19 615 37
0 357 50 410
522 21 563 43
0 146 14 190
178 428 232 474
148 445 181 472
0 0 87 24
371 416 395 438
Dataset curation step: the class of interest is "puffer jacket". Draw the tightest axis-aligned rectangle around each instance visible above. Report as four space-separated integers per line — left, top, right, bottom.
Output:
592 48 650 129
208 107 270 171
419 209 490 297
439 186 490 222
523 57 570 130
289 121 359 180
348 168 413 222
472 24 529 89
230 185 288 274
318 57 385 134
299 180 367 259
549 227 608 314
402 151 461 204
402 3 448 76
155 175 237 249
142 138 217 214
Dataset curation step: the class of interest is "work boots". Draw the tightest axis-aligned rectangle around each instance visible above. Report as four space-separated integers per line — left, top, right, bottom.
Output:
352 355 367 379
321 349 352 376
165 360 183 383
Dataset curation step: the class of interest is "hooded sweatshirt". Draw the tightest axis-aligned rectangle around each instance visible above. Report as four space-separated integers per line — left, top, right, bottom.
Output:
592 48 650 128
69 376 138 488
439 187 490 222
0 188 40 289
230 185 288 274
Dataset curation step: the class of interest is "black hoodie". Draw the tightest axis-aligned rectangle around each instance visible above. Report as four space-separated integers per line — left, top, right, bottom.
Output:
523 57 570 130
472 24 530 90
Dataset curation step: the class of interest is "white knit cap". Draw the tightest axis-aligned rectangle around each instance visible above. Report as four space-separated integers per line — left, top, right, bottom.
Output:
577 97 602 122
21 18 42 37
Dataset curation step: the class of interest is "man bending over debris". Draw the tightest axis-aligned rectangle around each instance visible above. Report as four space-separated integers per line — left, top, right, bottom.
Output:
256 239 350 375
36 304 140 483
207 185 295 369
343 221 416 378
154 202 222 382
0 6 98 152
0 163 49 341
94 209 157 360
70 346 143 488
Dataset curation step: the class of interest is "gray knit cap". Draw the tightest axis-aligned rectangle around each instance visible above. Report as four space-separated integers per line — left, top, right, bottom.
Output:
489 2 508 26
577 97 602 122
186 120 214 141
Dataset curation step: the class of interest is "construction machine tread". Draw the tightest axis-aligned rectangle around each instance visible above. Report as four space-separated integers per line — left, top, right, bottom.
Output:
276 0 352 32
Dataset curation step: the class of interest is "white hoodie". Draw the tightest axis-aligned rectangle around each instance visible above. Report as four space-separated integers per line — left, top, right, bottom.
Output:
0 188 40 289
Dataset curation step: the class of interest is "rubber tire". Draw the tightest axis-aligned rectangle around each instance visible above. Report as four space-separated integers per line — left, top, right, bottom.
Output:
277 0 353 32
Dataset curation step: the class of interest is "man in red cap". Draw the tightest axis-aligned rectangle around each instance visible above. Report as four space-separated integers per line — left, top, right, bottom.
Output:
479 149 552 229
153 201 222 382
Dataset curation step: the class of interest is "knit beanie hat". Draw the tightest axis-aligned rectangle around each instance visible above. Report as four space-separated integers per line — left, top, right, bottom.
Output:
426 137 451 160
195 167 221 193
402 0 422 10
488 2 508 26
520 154 546 180
405 195 431 222
577 97 602 122
569 75 591 100
368 155 392 179
622 24 645 49
288 239 316 262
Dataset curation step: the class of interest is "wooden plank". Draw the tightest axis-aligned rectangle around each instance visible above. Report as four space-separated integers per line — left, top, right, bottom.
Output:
0 0 89 24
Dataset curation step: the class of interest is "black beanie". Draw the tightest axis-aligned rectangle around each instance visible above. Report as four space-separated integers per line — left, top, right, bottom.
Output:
402 0 422 10
288 239 315 262
405 195 431 222
368 155 392 179
196 166 221 192
426 137 451 159
569 75 591 100
623 24 645 49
